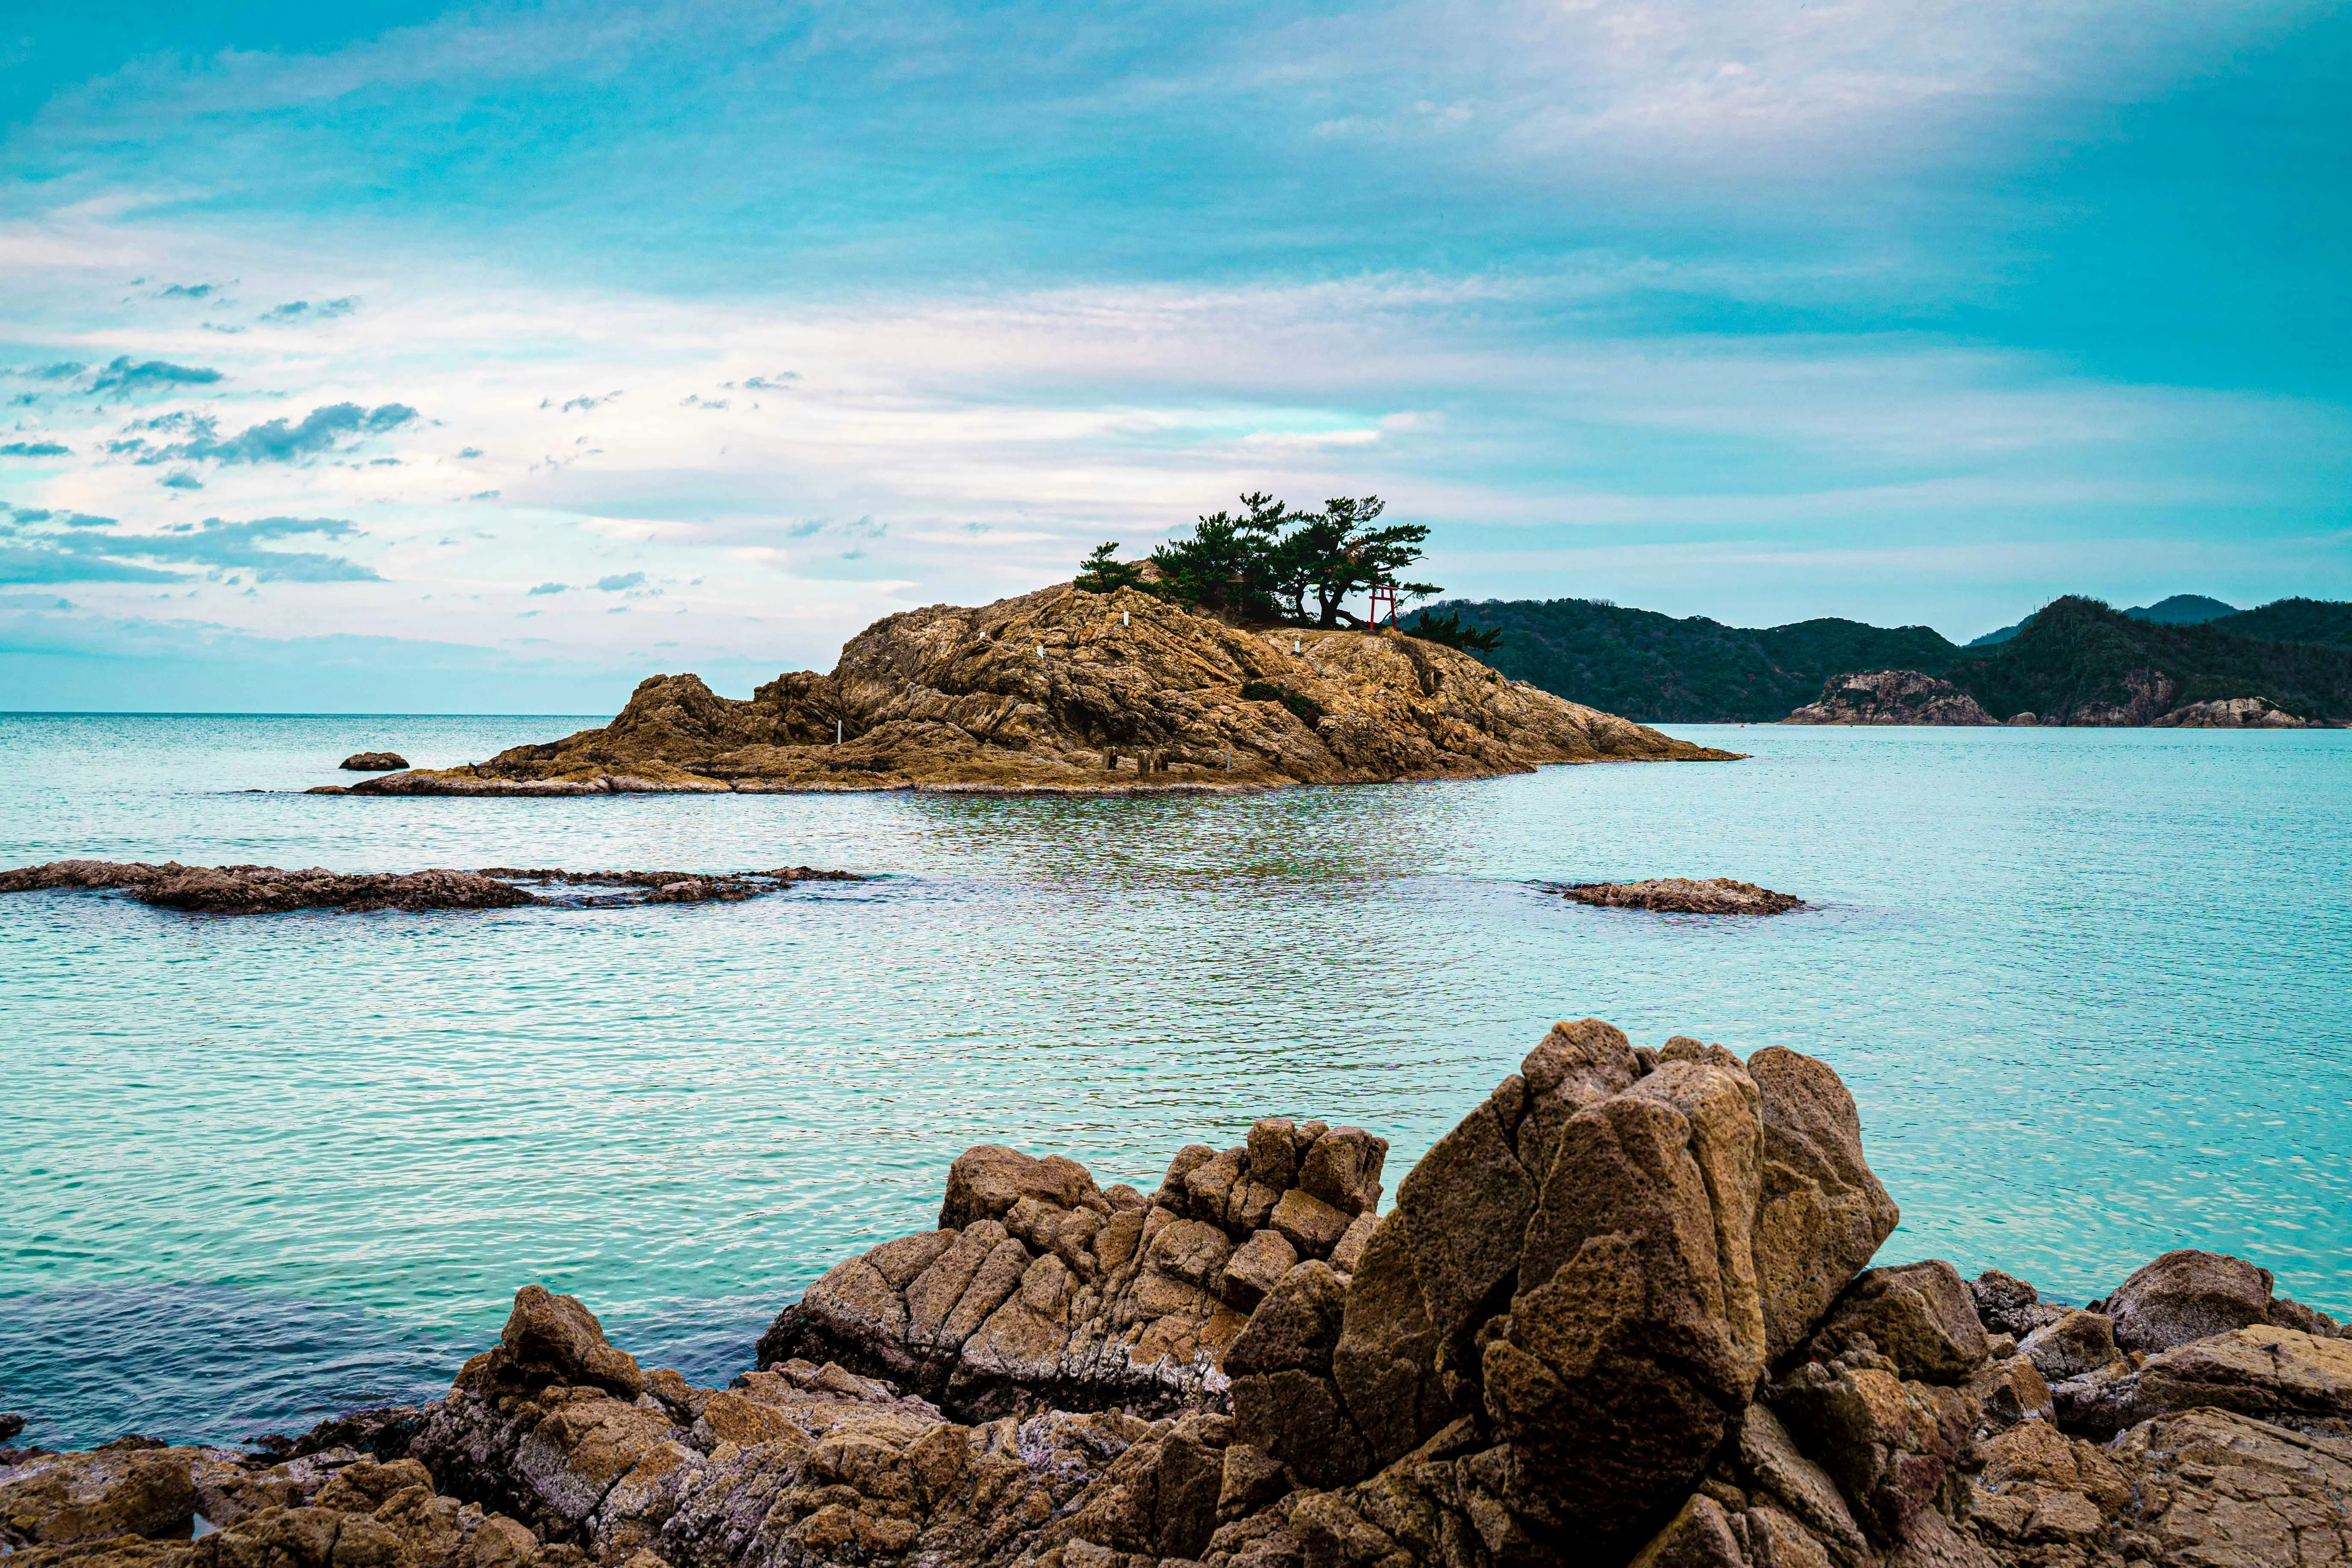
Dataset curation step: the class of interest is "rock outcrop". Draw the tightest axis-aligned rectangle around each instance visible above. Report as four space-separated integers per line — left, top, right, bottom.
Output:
0 862 860 915
2150 695 2312 727
309 586 1737 798
1547 878 1804 915
13 1021 2352 1568
340 753 410 771
757 1127 1386 1421
1784 671 1996 726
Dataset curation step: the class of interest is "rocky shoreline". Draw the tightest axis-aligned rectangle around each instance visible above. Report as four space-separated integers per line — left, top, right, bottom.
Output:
6 1021 2348 1568
306 586 1738 799
0 862 862 915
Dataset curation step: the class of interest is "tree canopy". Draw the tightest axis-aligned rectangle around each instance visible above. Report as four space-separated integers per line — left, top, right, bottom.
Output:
1076 492 1440 630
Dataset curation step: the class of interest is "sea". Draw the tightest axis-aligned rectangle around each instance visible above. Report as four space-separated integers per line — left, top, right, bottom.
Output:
1 714 2347 1450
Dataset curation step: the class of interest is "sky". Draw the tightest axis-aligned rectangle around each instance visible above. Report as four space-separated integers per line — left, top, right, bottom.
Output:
2 0 2347 711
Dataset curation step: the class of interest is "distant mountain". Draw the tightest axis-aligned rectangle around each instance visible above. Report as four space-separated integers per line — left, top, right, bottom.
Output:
2122 593 2241 625
1404 598 1960 722
1968 592 2240 647
2210 597 2352 651
1944 596 2352 724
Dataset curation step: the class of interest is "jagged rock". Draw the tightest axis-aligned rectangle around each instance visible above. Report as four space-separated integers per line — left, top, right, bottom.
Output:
2013 1310 2120 1385
759 1123 1368 1419
2102 1247 2346 1353
339 752 409 770
2058 1323 2352 1439
1784 671 1996 726
1969 1406 2352 1566
2104 1248 2275 1353
1549 879 1804 916
1807 1262 1990 1385
1966 1272 2065 1340
326 586 1739 797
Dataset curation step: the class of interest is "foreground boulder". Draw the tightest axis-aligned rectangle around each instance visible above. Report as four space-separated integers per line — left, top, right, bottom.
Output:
314 585 1738 797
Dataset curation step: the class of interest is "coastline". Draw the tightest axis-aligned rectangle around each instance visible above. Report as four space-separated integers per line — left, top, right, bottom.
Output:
6 1022 2345 1568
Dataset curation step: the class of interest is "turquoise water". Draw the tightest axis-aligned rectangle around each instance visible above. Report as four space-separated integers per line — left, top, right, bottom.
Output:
2 715 2348 1449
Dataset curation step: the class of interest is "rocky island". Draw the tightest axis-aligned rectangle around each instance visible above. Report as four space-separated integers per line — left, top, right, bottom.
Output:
8 1018 2348 1568
309 586 1736 798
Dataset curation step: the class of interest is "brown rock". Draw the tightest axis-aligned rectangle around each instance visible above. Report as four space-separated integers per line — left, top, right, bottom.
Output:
940 1145 1104 1229
2015 1309 2120 1385
1220 1232 1299 1312
1552 879 1804 916
1966 1270 2065 1340
1268 1189 1352 1258
2104 1247 2278 1354
1807 1261 1989 1385
339 752 409 771
498 1286 645 1398
1748 1046 1902 1361
1297 1128 1386 1218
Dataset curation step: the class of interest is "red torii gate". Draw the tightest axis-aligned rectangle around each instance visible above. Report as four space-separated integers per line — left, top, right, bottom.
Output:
1367 582 1401 630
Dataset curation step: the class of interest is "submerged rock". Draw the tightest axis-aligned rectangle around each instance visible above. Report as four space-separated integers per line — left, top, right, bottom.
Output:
1548 877 1804 915
1784 670 1997 725
339 752 410 771
314 585 1740 798
0 862 860 915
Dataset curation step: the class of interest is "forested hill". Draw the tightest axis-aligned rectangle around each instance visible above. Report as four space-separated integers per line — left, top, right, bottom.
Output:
1408 598 1961 722
1945 596 2352 724
2210 597 2352 651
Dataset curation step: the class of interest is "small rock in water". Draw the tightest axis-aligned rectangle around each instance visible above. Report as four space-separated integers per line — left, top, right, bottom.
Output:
339 751 409 770
1548 876 1804 915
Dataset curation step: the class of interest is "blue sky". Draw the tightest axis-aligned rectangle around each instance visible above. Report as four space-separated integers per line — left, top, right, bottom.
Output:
2 0 2346 710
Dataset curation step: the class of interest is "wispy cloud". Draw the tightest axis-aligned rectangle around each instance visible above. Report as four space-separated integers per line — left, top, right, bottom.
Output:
87 357 225 395
0 511 380 584
130 402 416 465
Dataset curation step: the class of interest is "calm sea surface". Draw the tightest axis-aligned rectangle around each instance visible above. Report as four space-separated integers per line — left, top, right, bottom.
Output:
2 714 2347 1448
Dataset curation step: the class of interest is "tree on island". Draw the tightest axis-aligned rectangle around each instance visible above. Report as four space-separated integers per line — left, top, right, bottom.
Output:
1077 494 1466 641
1074 542 1145 594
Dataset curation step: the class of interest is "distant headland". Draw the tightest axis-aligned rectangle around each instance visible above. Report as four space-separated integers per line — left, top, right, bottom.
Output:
1415 593 2352 727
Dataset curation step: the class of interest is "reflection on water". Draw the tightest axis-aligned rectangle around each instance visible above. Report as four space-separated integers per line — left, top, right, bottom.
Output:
0 714 2346 1447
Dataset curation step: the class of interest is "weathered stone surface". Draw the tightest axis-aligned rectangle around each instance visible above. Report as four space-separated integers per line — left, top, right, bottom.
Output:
1966 1271 2065 1341
1808 1262 1990 1385
2013 1309 2119 1385
1748 1046 1902 1362
940 1147 1107 1230
762 1125 1360 1419
329 586 1740 799
339 752 409 771
2105 1247 2281 1354
2066 1323 2352 1437
500 1287 646 1400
